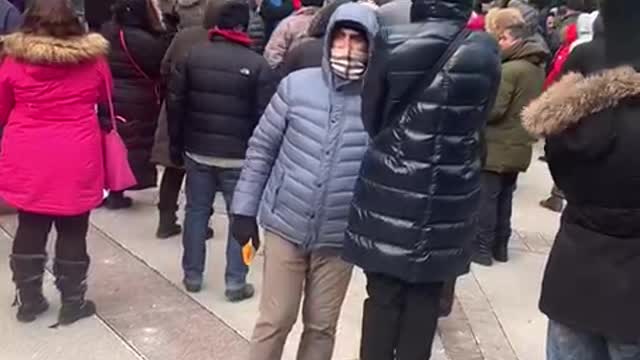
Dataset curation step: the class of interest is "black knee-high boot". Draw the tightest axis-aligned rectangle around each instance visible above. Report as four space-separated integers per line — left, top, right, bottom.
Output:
53 258 96 326
10 254 49 322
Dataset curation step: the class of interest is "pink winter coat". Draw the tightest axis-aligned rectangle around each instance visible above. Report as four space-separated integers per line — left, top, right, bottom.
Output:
0 32 112 216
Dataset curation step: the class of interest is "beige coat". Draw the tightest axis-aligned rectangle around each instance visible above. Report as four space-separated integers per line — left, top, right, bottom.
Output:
263 6 319 68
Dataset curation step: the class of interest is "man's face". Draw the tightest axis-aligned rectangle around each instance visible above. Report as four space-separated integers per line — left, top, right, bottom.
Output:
498 30 519 51
332 28 369 58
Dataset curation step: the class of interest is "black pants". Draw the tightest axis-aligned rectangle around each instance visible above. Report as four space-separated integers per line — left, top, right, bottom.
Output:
477 171 519 248
361 273 444 360
158 167 185 213
12 211 90 262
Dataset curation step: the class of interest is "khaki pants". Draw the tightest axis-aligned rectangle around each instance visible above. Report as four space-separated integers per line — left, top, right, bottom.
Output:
249 231 353 360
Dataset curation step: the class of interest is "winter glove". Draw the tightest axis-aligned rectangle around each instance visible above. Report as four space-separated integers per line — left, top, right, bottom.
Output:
231 215 261 250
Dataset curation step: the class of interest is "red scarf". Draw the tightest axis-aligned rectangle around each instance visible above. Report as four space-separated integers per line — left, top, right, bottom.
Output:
208 28 252 47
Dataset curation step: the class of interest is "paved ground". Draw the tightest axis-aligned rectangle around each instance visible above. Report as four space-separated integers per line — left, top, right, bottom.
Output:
0 145 560 360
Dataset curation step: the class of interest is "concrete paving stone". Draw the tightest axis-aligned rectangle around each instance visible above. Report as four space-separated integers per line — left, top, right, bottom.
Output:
0 228 143 360
471 253 548 360
0 215 249 360
455 272 518 360
438 300 484 360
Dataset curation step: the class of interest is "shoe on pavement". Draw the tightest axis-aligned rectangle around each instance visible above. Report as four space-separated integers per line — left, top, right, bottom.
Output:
492 240 509 263
471 252 493 267
540 196 564 213
58 300 96 326
156 223 182 239
183 277 202 293
225 284 254 303
102 196 133 210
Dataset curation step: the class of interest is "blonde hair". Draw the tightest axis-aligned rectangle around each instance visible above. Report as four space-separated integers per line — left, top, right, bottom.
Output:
485 8 525 37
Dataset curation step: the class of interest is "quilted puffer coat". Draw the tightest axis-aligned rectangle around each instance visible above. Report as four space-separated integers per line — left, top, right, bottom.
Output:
231 3 379 251
344 0 502 283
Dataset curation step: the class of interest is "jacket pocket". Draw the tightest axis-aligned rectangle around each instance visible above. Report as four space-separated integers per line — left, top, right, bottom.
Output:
271 170 286 213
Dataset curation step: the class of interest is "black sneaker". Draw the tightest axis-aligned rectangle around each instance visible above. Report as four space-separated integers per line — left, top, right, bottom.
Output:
225 284 255 303
156 224 182 239
183 277 202 293
101 196 133 210
471 252 493 267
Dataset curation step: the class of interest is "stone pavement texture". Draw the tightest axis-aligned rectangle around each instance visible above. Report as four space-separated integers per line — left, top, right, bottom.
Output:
0 145 560 360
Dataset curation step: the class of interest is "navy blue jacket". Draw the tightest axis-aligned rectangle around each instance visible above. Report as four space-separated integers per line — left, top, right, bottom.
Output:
344 0 501 283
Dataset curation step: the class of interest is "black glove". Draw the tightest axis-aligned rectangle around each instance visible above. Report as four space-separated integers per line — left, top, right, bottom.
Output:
231 215 261 250
169 147 184 167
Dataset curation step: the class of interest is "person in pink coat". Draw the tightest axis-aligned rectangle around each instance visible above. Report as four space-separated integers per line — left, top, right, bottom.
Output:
0 0 112 326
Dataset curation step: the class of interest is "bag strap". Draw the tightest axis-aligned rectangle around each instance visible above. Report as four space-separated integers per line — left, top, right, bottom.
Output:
119 29 161 104
391 28 471 120
119 30 153 82
100 64 126 127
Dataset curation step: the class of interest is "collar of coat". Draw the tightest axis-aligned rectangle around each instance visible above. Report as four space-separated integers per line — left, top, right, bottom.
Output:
522 66 640 137
1 32 109 65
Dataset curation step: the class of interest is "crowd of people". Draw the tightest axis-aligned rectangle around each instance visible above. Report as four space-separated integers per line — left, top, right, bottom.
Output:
0 0 638 359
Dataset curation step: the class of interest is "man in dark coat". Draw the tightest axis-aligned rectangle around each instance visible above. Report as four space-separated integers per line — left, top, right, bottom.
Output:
167 0 276 297
522 0 640 356
472 10 548 266
152 0 223 239
343 0 501 358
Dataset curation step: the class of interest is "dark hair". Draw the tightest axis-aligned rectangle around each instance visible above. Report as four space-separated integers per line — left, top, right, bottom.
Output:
566 0 598 11
21 0 85 38
112 0 164 33
217 1 250 30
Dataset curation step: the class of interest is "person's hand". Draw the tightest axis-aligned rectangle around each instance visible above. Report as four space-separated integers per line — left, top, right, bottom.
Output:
231 215 260 250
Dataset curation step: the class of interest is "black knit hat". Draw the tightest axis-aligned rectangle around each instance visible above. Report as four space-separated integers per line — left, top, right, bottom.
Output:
601 0 640 67
216 0 250 30
302 0 324 7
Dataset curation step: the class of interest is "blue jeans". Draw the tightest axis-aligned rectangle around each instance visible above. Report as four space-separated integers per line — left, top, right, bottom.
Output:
182 157 248 291
547 320 640 360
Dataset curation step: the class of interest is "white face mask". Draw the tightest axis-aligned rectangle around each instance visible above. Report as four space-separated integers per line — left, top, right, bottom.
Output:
330 55 367 80
330 27 368 80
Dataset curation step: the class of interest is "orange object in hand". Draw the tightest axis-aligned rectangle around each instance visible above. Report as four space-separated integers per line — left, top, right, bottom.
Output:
242 243 255 265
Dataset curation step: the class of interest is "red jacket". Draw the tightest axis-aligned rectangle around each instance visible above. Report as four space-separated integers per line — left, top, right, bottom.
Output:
544 23 578 90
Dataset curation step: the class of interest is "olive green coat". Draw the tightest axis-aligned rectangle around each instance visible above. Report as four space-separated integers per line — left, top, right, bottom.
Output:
485 38 548 174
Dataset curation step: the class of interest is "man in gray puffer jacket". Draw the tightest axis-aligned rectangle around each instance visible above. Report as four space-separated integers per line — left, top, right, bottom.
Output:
230 3 378 359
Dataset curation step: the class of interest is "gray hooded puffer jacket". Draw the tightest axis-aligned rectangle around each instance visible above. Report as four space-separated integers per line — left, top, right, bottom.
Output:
231 3 379 251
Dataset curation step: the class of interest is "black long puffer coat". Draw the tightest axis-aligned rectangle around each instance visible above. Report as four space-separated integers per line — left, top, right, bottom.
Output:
101 8 170 189
344 0 501 284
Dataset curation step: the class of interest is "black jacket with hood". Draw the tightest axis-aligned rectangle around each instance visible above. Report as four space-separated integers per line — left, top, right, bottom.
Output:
167 0 277 161
344 0 501 284
523 0 640 342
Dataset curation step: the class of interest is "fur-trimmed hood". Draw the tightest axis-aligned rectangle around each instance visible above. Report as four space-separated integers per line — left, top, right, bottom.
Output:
1 32 109 64
522 67 640 137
